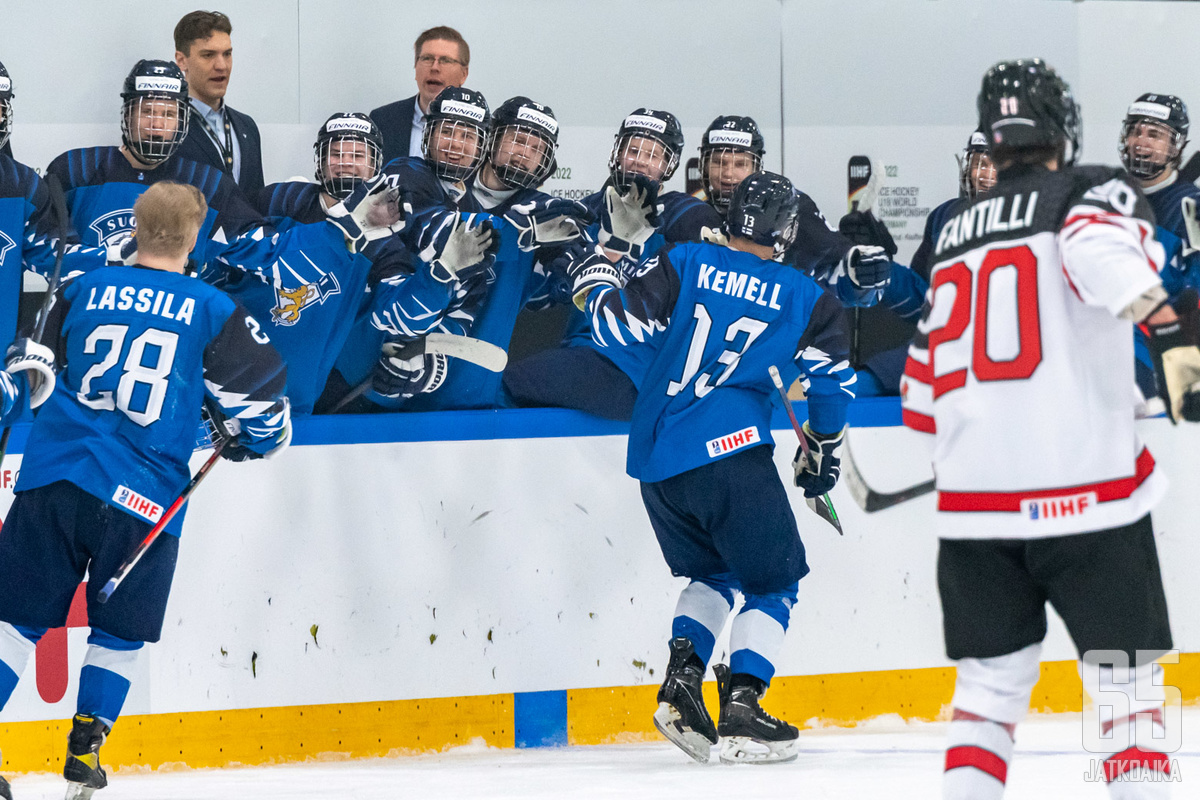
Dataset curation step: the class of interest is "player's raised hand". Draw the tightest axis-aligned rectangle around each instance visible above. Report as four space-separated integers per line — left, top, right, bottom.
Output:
327 174 410 248
599 174 661 260
792 423 846 498
568 246 624 311
504 197 593 252
844 245 891 289
5 338 56 408
423 213 499 284
839 209 898 257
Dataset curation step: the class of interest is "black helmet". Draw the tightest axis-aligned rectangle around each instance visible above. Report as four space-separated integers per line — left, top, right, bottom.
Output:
957 130 996 199
1119 93 1190 181
724 171 801 260
120 59 190 165
488 96 559 189
421 86 492 181
313 113 384 199
0 61 13 151
607 108 684 191
978 58 1080 166
699 116 765 213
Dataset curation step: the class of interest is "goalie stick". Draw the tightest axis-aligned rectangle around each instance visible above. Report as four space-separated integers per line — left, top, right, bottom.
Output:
0 173 70 471
331 333 509 412
768 366 843 535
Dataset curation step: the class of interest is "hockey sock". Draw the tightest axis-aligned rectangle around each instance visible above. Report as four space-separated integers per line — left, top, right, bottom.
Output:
671 574 736 666
1086 661 1173 800
76 628 143 727
0 622 43 709
727 583 797 685
943 710 1015 799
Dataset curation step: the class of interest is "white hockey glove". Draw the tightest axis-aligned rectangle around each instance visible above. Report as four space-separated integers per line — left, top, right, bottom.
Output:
504 198 593 252
105 233 139 266
844 245 891 289
1182 196 1200 257
569 247 624 311
5 338 56 408
422 213 499 284
1147 289 1200 423
598 175 661 260
327 174 409 250
700 226 729 247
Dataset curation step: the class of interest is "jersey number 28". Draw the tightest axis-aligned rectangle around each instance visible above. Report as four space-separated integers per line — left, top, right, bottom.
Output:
77 324 179 427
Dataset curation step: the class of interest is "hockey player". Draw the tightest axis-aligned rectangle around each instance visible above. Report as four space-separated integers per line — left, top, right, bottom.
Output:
902 58 1200 799
0 60 108 346
503 108 724 420
370 95 590 410
0 182 291 798
573 172 855 764
45 60 389 294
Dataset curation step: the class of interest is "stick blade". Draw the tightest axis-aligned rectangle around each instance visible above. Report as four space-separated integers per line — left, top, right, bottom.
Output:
423 334 509 372
806 495 843 535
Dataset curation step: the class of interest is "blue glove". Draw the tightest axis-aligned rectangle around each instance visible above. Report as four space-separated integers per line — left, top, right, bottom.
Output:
372 343 448 399
792 423 845 498
844 245 891 290
503 197 593 252
219 399 292 462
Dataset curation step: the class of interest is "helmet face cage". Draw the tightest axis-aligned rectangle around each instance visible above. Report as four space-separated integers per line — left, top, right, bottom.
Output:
773 209 801 262
1119 117 1186 181
608 133 680 191
423 117 489 181
121 95 189 165
700 147 762 212
0 97 11 151
489 123 557 189
315 134 383 199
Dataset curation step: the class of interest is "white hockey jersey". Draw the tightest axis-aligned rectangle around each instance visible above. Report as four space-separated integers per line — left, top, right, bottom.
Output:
901 164 1168 539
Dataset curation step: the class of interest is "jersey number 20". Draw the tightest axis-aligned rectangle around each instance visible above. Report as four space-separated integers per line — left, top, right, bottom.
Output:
77 324 179 427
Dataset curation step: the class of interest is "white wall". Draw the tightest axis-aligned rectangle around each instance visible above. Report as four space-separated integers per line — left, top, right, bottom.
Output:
4 0 1197 257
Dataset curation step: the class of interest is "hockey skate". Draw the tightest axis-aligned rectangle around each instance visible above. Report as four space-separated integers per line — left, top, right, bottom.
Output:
652 637 718 764
63 714 110 799
714 663 799 764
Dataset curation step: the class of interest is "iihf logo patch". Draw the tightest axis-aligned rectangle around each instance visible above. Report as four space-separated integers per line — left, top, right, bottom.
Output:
1021 492 1097 521
89 209 137 247
112 485 163 523
706 426 761 458
271 272 341 326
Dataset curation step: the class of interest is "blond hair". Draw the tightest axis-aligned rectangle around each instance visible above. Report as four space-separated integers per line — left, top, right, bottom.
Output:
133 182 208 257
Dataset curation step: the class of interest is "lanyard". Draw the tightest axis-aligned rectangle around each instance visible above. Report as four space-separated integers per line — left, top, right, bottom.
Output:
193 106 235 171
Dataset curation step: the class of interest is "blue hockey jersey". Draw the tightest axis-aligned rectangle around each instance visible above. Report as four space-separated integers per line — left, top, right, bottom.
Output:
0 154 107 342
16 266 288 535
586 241 855 482
1143 174 1200 296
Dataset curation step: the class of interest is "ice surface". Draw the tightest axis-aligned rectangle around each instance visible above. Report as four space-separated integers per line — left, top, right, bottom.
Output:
7 709 1198 799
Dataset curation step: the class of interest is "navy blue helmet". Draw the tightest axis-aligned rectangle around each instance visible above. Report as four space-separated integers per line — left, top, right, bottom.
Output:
422 86 492 181
608 108 684 191
0 61 12 150
120 59 190 165
700 116 766 213
958 130 995 199
489 96 559 189
978 58 1080 166
724 171 801 260
314 112 384 199
1119 93 1190 180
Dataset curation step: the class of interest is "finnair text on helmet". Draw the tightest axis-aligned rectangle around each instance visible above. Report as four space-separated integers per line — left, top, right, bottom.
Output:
697 264 783 309
708 131 754 148
516 107 558 135
440 100 485 122
0 78 10 93
326 119 372 134
1127 101 1172 122
934 192 1039 256
625 115 667 133
134 77 183 93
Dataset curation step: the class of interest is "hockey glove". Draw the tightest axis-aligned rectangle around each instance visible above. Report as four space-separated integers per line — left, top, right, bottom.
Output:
700 226 729 247
327 174 409 250
569 248 624 311
422 213 499 284
1182 196 1200 258
5 338 56 408
221 398 293 462
598 174 661 260
793 423 846 498
504 198 593 252
1147 288 1200 423
372 342 448 399
838 210 898 257
106 233 139 266
843 245 892 290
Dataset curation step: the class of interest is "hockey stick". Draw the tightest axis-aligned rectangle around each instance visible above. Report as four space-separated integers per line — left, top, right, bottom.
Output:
0 173 70 471
768 366 843 535
846 156 880 367
330 333 509 412
841 437 935 513
97 437 227 604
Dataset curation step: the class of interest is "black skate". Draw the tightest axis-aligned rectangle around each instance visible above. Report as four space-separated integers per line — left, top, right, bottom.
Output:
63 714 110 799
652 637 718 763
1 774 11 800
714 663 799 764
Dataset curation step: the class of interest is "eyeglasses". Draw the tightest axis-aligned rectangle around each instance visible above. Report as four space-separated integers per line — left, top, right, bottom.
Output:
417 55 464 68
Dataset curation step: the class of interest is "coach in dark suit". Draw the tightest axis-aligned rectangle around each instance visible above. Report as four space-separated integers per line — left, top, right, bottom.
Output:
370 26 471 165
172 11 264 198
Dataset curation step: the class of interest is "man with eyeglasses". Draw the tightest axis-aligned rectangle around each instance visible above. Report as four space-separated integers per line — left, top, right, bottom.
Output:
370 26 471 165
